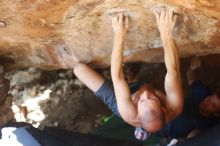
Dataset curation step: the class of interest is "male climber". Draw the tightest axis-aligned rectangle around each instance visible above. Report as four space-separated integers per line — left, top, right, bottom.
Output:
73 7 183 134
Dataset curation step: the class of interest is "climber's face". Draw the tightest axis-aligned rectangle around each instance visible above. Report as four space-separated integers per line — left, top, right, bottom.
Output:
136 85 165 132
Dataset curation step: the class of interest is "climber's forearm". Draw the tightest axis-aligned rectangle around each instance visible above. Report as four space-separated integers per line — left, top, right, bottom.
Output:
111 34 125 81
162 36 180 75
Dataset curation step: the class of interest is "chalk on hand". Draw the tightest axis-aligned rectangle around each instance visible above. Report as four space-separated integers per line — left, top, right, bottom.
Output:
106 8 128 16
151 6 176 12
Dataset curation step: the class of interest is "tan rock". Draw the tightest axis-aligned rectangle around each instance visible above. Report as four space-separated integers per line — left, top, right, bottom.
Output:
0 0 219 70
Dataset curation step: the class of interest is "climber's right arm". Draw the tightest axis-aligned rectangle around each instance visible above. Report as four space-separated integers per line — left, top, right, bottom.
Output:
111 13 140 127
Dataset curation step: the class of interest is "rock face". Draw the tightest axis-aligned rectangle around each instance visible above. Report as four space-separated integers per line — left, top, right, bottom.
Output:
0 0 219 70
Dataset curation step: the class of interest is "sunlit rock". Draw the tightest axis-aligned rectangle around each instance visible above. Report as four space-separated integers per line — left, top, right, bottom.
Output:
0 0 219 70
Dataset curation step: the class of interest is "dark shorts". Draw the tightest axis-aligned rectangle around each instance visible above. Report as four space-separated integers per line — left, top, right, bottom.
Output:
161 80 218 138
95 80 144 117
95 80 120 117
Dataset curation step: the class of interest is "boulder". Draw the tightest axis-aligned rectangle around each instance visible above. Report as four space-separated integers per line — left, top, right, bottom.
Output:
0 0 219 70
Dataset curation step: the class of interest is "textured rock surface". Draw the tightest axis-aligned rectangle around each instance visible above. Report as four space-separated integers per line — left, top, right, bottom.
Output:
0 0 219 70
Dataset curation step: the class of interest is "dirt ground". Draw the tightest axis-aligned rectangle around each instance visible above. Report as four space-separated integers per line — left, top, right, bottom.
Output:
5 55 220 134
6 68 110 133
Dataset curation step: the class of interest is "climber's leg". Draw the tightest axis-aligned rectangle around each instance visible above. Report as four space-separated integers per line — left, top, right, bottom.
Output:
73 63 120 116
73 63 105 92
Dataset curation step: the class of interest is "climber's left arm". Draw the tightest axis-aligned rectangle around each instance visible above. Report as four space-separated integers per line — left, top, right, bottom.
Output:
155 8 184 122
